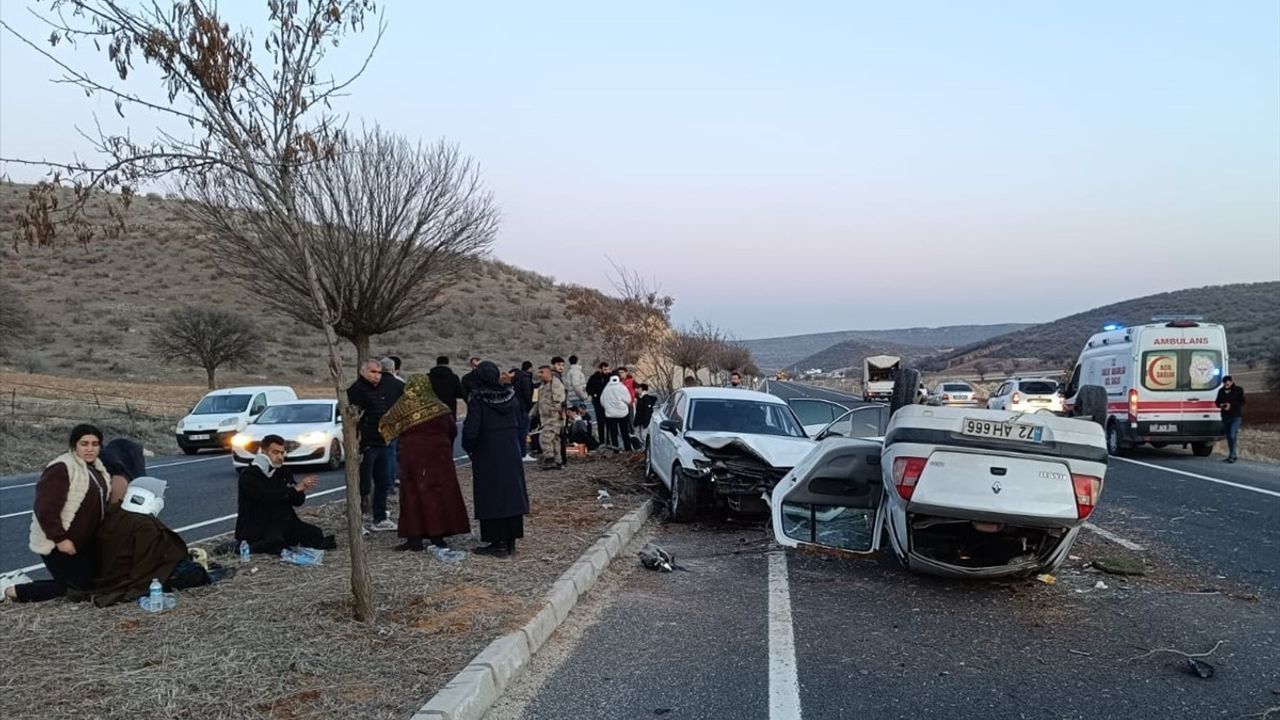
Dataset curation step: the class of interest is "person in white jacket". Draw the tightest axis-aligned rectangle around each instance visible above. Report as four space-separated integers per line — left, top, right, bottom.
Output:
564 355 590 406
601 375 636 450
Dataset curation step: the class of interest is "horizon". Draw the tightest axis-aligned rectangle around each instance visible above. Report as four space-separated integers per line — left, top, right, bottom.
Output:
2 2 1278 339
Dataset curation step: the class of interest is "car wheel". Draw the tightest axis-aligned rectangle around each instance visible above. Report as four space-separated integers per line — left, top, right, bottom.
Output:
181 445 199 456
667 465 698 523
1075 385 1108 426
1191 441 1214 457
891 368 921 416
326 440 343 471
1105 421 1125 456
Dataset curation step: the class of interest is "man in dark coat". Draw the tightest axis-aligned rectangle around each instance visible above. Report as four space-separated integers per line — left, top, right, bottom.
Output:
586 361 612 445
1215 375 1246 463
429 356 467 416
236 435 335 554
462 361 530 558
460 356 483 401
347 358 396 529
512 360 536 459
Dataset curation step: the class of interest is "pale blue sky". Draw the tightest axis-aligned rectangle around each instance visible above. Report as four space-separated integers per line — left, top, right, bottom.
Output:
3 1 1278 338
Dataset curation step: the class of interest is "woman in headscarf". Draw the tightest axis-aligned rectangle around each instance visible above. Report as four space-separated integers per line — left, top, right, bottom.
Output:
462 361 530 557
380 375 471 551
4 424 111 603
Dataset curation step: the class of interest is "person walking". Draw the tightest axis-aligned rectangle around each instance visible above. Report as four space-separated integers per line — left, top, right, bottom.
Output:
347 358 396 531
513 361 536 462
6 425 111 603
462 362 530 558
429 356 467 416
1215 375 1246 463
534 365 567 469
586 361 612 445
601 375 635 450
565 355 590 407
380 376 471 551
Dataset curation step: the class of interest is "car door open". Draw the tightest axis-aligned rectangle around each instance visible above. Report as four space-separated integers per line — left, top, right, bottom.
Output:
786 398 852 436
771 438 885 554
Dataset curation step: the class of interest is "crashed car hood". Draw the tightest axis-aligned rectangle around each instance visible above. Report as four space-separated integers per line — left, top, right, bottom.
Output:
684 432 816 468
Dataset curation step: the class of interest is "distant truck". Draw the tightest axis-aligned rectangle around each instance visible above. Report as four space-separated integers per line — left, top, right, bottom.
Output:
863 355 901 402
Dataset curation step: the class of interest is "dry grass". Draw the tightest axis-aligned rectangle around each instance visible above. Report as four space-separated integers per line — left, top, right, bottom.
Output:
0 455 650 720
0 181 602 387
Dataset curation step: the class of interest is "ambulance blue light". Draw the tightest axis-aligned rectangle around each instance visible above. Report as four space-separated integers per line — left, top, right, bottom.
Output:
1102 323 1123 331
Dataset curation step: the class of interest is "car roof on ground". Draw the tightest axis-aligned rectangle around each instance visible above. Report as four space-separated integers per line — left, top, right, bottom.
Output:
681 387 787 404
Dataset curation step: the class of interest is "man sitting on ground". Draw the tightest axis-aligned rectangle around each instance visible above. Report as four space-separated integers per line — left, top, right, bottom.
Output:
567 406 600 451
236 435 336 554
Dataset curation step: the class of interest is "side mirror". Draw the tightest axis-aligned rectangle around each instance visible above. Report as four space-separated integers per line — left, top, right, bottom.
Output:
659 419 680 435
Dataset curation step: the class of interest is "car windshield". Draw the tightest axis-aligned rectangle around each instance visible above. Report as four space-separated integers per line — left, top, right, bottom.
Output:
689 399 805 438
255 404 332 424
943 384 972 392
191 394 251 415
1019 381 1058 395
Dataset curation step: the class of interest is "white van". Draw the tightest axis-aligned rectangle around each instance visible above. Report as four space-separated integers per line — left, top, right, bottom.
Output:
1062 320 1227 456
175 386 298 455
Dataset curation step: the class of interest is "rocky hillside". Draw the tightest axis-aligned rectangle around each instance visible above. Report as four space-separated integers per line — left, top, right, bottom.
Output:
744 323 1030 371
0 182 601 386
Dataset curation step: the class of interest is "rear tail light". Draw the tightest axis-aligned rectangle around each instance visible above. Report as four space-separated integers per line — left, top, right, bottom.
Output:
1071 474 1102 519
1012 392 1022 405
891 456 927 501
1127 388 1138 424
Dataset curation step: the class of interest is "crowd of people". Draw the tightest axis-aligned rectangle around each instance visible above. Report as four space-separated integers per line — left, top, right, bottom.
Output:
0 351 730 607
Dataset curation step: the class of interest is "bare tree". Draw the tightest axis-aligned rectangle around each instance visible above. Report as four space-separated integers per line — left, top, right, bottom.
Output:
974 361 989 382
0 280 33 357
566 261 673 366
2 0 383 621
185 127 498 359
150 306 261 389
714 341 756 381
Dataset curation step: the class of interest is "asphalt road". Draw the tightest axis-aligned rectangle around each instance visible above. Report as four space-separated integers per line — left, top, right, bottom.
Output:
491 380 1280 720
0 422 468 577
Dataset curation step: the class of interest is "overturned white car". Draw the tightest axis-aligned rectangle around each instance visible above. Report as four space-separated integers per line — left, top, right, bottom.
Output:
772 404 1108 578
646 388 816 521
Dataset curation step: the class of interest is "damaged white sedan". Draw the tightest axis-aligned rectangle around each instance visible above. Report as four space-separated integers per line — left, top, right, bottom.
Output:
646 388 816 521
771 404 1108 578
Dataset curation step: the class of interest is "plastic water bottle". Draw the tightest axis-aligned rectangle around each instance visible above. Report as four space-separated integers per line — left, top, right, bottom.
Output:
430 546 466 564
148 579 163 612
239 540 250 565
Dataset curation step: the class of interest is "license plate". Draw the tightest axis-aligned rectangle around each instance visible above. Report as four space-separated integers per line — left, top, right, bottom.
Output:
189 434 210 441
962 418 1043 443
1150 424 1178 433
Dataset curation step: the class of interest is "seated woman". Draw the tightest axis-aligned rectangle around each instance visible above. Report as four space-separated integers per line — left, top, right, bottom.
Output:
91 477 226 607
5 425 111 603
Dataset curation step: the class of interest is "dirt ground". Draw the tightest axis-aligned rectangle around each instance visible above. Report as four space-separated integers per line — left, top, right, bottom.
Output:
0 456 654 720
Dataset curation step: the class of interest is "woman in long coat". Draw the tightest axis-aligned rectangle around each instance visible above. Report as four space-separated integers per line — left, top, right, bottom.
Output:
380 375 471 552
462 361 530 557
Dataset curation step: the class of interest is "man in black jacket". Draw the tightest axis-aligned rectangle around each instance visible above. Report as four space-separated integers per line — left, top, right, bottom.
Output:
429 356 466 416
1215 375 1246 463
236 435 335 554
585 361 612 445
347 358 396 530
513 361 536 460
460 356 482 401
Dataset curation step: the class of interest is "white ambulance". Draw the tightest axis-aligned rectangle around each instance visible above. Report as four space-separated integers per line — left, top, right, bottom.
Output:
1062 319 1227 456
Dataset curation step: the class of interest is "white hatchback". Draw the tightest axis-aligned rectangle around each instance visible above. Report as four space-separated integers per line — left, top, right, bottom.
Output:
771 404 1107 578
987 377 1063 414
230 400 345 471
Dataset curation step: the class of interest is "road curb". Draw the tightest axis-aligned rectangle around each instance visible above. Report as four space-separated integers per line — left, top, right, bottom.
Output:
411 498 655 720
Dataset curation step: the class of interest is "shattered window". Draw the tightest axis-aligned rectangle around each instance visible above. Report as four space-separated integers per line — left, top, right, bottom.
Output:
780 503 877 552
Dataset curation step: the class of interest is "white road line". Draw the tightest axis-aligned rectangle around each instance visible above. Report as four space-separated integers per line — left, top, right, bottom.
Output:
0 482 37 491
1082 522 1146 552
148 455 229 470
767 551 802 720
1 510 33 519
1115 457 1280 499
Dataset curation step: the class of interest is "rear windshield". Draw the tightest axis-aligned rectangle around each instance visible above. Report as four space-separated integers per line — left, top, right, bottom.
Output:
1142 350 1223 392
192 394 250 415
1018 381 1058 395
942 384 971 392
